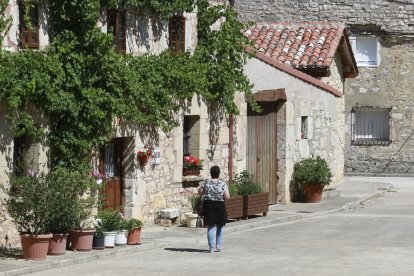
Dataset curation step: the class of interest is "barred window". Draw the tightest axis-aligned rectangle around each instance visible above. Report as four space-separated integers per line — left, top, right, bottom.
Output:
351 107 391 145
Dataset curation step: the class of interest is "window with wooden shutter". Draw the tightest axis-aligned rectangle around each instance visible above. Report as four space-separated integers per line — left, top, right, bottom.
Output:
169 16 186 54
351 106 391 145
107 10 126 53
19 1 39 49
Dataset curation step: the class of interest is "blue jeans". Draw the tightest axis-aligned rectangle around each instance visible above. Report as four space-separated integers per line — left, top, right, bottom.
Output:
207 225 224 250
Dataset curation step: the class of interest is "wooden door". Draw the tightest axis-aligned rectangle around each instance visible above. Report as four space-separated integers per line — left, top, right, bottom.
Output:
247 102 278 204
100 138 124 211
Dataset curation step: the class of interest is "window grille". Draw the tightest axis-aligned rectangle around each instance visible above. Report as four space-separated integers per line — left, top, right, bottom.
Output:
351 106 391 145
169 16 186 53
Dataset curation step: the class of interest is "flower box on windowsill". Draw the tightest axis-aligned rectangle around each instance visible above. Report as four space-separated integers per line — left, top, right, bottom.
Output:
182 169 200 176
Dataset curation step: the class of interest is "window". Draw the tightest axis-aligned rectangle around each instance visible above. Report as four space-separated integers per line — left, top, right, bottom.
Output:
19 1 39 49
107 10 126 53
349 36 379 67
13 134 32 175
301 116 308 139
351 107 391 145
183 115 200 156
169 16 186 53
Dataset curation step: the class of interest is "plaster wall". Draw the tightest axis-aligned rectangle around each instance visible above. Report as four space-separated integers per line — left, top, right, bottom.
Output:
243 58 345 203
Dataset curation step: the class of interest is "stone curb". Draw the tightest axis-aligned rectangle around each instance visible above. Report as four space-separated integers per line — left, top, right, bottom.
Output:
0 186 392 276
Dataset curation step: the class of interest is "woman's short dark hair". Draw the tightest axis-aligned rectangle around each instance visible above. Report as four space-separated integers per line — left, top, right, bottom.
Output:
210 166 220 178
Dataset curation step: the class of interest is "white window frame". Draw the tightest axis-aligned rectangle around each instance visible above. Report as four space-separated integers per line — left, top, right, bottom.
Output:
349 36 380 67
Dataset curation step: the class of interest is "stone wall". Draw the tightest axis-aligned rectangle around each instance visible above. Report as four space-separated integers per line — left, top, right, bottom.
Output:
235 0 414 175
235 0 414 34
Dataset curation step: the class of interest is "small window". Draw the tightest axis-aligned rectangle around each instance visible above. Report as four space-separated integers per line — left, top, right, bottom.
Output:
301 116 308 139
169 16 186 54
351 107 391 145
13 134 32 175
19 1 39 49
350 36 379 67
183 115 200 156
107 10 126 53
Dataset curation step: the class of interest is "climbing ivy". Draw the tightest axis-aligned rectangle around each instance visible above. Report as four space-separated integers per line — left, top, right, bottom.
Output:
0 0 255 169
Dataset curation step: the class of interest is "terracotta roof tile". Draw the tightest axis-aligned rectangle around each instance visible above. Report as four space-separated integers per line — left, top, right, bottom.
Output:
243 22 345 69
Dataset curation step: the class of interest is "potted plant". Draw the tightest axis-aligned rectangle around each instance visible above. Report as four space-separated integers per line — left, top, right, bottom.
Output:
115 219 128 246
233 171 269 219
185 194 201 228
1 171 53 260
92 218 105 250
97 209 121 248
183 155 203 176
69 171 98 252
225 183 243 220
44 168 84 256
137 149 152 166
293 156 333 203
126 218 144 245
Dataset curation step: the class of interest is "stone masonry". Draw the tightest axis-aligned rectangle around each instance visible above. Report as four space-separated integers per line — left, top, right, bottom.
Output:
235 0 414 175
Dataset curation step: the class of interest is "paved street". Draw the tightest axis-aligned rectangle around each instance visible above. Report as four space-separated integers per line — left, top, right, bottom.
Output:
26 177 414 276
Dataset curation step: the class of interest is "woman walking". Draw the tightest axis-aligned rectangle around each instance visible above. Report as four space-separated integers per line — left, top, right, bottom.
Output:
198 166 230 253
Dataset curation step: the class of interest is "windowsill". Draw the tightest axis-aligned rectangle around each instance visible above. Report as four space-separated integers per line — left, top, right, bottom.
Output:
356 64 379 68
182 174 203 182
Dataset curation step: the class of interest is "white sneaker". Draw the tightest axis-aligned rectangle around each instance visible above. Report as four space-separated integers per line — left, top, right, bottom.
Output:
209 248 215 253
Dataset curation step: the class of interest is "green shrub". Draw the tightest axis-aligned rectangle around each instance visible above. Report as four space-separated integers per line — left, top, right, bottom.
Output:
126 218 144 232
293 156 333 186
188 194 202 214
228 184 238 197
232 171 262 195
97 209 122 232
2 173 51 235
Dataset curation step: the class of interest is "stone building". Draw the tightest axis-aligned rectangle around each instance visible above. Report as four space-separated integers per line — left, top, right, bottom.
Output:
239 22 357 203
235 0 414 175
0 1 234 248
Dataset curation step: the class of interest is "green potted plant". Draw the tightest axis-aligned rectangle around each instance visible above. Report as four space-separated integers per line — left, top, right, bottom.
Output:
115 219 128 246
44 168 84 256
183 155 203 176
233 171 269 219
69 171 98 252
97 209 121 248
293 156 333 203
185 193 201 227
126 218 144 245
92 218 105 250
225 183 243 220
1 171 53 260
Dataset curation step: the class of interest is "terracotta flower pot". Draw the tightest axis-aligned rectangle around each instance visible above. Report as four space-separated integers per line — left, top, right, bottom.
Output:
303 183 324 203
127 228 142 245
20 233 53 260
182 169 200 176
70 230 95 251
48 233 68 256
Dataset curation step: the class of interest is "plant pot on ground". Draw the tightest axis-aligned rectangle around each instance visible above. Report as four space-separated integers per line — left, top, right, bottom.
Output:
232 171 269 220
44 168 91 255
126 218 144 245
2 172 53 260
97 209 122 248
185 194 202 228
115 220 128 246
293 156 333 203
225 184 243 220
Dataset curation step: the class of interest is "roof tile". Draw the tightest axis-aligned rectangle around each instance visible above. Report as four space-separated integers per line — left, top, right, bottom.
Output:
243 22 345 69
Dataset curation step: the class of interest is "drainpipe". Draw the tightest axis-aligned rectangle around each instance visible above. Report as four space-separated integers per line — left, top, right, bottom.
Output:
229 0 234 7
228 114 234 182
